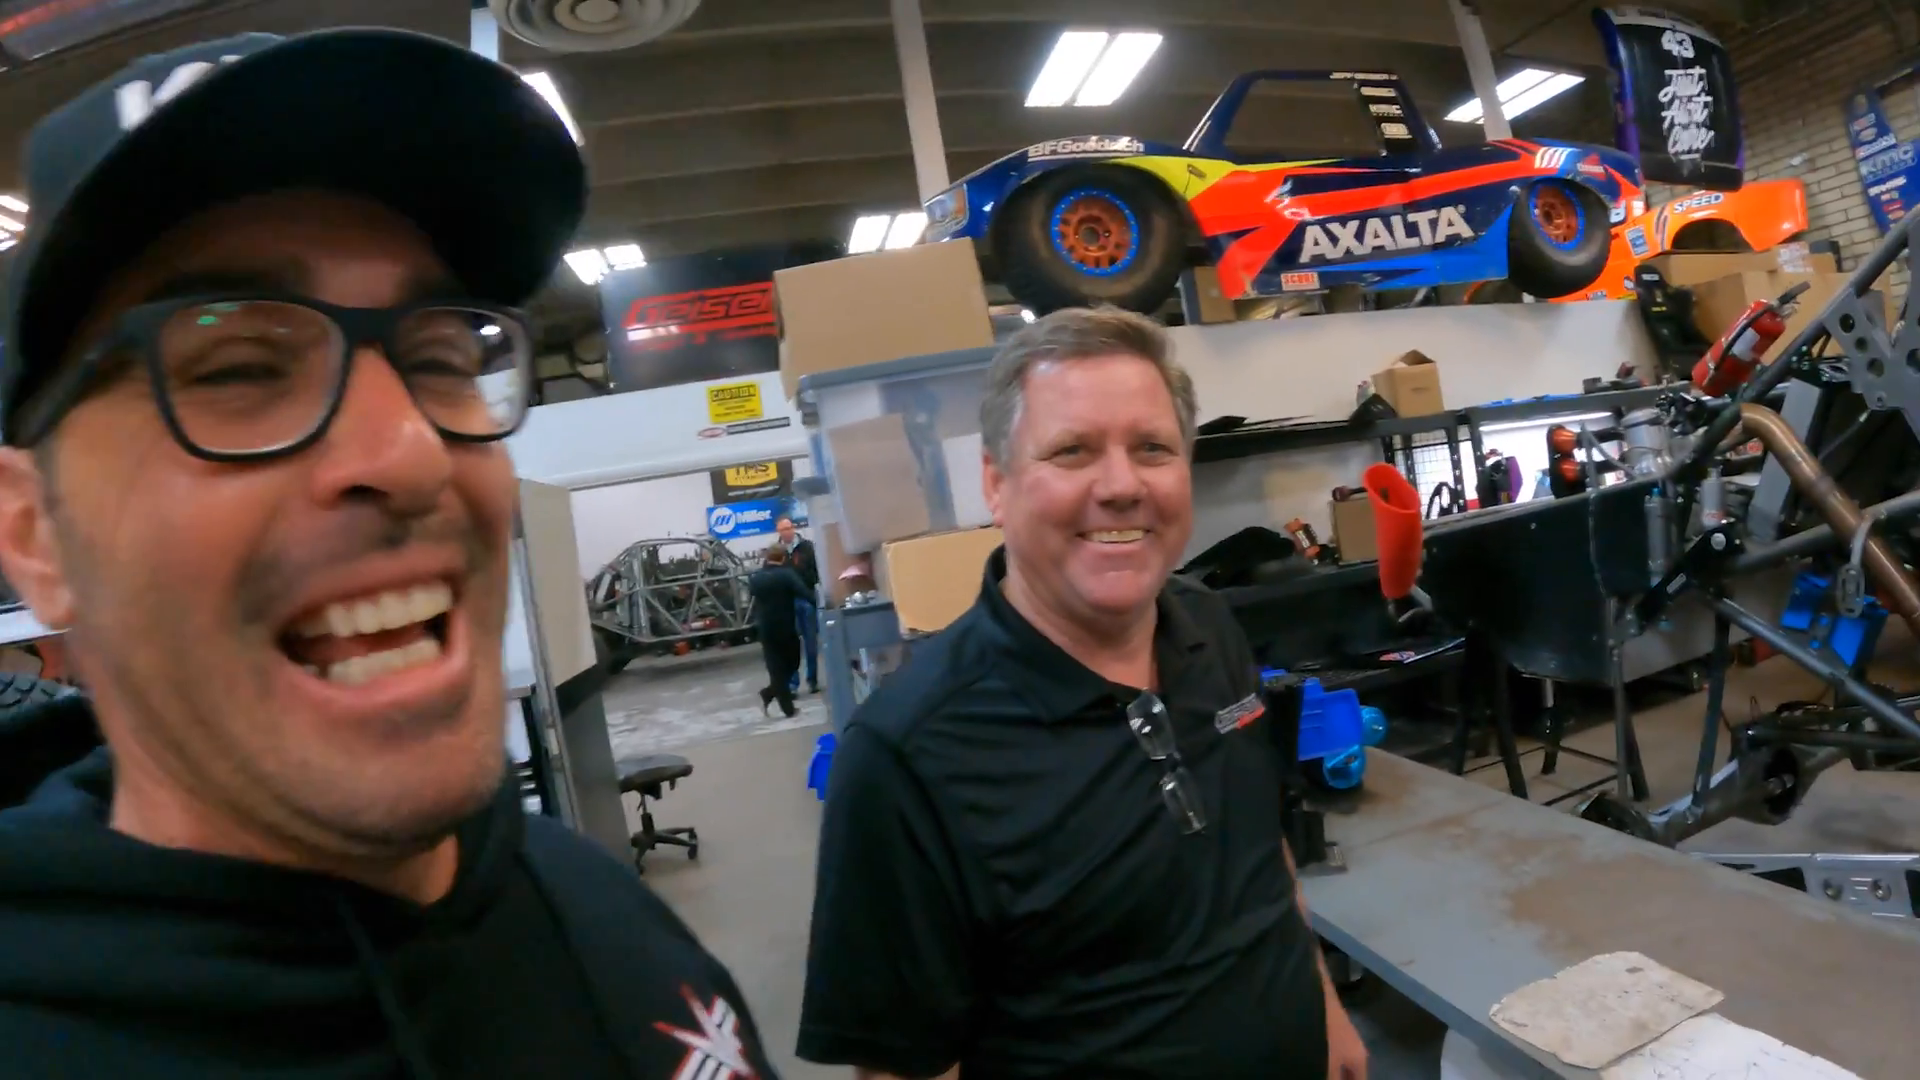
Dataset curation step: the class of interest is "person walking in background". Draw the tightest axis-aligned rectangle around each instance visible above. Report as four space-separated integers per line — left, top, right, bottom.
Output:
776 515 821 694
750 545 808 718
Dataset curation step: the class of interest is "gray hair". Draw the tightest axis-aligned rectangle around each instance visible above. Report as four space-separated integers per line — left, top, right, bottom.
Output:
979 306 1199 465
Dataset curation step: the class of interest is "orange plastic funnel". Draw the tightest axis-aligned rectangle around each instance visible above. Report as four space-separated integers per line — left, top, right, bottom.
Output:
1363 463 1423 600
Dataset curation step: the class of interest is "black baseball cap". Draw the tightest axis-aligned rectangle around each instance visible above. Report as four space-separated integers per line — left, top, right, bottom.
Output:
0 27 589 443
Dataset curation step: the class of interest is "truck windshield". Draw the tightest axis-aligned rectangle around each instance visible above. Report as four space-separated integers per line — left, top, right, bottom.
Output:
1223 81 1388 162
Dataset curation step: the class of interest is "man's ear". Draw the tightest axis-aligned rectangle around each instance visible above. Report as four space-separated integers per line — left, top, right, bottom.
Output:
982 450 1005 528
0 446 75 631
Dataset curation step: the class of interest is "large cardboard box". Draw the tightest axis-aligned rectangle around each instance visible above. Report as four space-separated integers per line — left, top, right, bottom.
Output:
1643 247 1839 288
1688 271 1847 350
774 240 995 400
1366 351 1445 417
823 413 933 548
876 527 1003 635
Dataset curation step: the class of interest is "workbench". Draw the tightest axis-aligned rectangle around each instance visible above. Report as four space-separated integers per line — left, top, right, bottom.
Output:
1304 752 1920 1079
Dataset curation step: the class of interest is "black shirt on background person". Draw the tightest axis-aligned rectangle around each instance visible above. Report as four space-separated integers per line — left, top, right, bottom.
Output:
798 551 1326 1078
749 554 811 641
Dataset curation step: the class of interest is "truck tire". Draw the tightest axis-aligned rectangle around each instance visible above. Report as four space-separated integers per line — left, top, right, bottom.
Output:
997 166 1186 316
1505 180 1612 299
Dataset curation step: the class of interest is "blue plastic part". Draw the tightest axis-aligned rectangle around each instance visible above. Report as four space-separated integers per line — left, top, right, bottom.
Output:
1360 705 1388 748
807 732 837 801
1296 678 1366 763
1317 747 1367 790
1778 571 1889 669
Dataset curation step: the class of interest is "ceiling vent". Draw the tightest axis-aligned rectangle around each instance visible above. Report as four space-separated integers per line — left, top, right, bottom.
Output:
488 0 699 52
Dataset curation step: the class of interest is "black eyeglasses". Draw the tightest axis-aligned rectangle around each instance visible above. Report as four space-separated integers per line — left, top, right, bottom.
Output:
14 293 535 461
1126 692 1207 835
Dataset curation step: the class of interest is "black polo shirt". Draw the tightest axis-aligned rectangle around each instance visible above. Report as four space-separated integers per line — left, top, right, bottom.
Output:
799 550 1326 1079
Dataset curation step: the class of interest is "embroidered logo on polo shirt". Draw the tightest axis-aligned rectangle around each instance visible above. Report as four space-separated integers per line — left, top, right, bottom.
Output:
1214 694 1265 734
655 985 757 1080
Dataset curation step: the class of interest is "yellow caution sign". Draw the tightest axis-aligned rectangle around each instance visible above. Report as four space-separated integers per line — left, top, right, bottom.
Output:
706 381 763 425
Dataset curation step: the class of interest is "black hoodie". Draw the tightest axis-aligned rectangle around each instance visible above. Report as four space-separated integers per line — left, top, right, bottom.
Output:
0 694 779 1079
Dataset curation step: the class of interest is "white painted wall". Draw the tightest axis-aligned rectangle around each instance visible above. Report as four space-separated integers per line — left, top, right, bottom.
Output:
566 457 817 579
507 368 809 489
508 302 1660 571
1177 300 1658 560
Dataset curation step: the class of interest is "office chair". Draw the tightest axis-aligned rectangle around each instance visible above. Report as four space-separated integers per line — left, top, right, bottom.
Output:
619 754 698 872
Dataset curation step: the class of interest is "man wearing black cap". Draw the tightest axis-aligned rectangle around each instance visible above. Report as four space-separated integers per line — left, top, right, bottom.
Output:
0 29 776 1079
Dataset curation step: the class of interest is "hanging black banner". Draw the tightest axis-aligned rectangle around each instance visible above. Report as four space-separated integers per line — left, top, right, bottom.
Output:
597 241 838 394
1594 6 1744 191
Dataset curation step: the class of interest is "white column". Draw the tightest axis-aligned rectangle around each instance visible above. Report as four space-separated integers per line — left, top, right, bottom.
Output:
1448 0 1511 141
890 0 950 202
470 7 501 60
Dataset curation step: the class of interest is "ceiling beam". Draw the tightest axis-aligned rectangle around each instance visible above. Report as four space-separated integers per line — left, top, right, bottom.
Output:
558 0 1468 52
554 22 1470 128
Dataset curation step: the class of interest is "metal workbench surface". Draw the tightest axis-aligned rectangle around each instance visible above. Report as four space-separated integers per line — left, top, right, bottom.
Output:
1303 752 1920 1079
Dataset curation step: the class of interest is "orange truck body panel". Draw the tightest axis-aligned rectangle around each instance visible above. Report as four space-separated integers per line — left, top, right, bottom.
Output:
1557 178 1810 301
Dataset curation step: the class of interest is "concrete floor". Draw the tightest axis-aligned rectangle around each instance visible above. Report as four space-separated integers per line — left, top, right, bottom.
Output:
607 630 1920 1080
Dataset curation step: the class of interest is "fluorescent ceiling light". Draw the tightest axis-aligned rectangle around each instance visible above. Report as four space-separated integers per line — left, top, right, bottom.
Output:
522 71 583 145
1072 32 1162 107
563 243 647 285
564 248 610 285
849 212 927 254
603 243 646 271
1021 309 1037 323
0 215 22 233
883 211 927 249
1444 67 1586 124
847 215 892 254
0 195 25 214
0 237 15 253
479 323 502 338
1027 30 1163 108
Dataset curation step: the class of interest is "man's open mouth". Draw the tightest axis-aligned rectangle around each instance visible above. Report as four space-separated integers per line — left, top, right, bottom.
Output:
1084 529 1148 544
279 582 455 686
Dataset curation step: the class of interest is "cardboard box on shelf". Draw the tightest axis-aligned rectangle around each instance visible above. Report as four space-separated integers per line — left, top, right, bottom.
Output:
1329 493 1378 563
1365 351 1445 417
823 413 934 548
1687 271 1847 349
773 239 995 400
1642 247 1838 288
1178 266 1237 325
876 527 1003 635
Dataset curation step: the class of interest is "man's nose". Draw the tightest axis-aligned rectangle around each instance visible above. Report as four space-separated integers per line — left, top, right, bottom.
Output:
306 346 454 514
1090 445 1148 503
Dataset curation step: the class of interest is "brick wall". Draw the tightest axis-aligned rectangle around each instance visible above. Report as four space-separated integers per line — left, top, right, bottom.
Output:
1723 0 1920 285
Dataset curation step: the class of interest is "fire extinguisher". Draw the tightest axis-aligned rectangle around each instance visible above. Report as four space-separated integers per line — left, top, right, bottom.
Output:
1690 281 1811 397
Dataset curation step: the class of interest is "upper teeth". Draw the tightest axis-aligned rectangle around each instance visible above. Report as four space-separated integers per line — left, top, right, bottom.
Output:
295 582 454 639
1090 530 1145 543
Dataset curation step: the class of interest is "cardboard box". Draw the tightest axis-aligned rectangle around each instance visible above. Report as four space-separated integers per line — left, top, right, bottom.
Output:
1688 271 1847 351
876 527 1003 635
1179 266 1237 325
1329 494 1378 563
774 240 995 400
1367 351 1445 417
823 413 933 549
1643 248 1838 287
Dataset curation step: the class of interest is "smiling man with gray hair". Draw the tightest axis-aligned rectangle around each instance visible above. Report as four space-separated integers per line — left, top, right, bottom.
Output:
800 306 1367 1079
